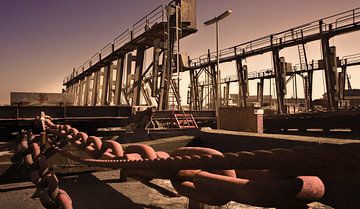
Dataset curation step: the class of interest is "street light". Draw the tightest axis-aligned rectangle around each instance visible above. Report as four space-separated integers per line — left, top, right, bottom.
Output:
204 9 232 129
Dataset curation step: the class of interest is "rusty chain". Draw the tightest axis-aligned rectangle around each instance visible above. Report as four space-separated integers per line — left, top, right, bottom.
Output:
28 111 336 209
16 124 73 209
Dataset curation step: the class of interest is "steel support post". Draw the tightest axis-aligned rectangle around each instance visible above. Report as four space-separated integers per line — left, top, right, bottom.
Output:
303 75 310 112
210 64 217 110
83 75 91 106
257 78 264 107
108 64 115 105
320 21 338 110
114 56 125 105
125 53 134 104
236 57 248 107
132 46 146 106
152 39 161 97
339 62 347 101
189 70 197 110
158 57 167 110
225 81 230 107
199 85 204 110
91 71 100 106
101 65 111 106
77 79 85 106
306 63 314 112
271 46 286 114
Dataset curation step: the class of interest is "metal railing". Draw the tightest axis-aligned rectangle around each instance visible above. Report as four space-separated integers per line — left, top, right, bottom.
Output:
64 4 167 85
195 52 360 86
132 5 164 39
189 7 360 68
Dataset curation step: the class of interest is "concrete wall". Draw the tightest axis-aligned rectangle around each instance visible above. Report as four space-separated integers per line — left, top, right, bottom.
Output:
188 128 358 153
10 92 74 106
219 107 263 133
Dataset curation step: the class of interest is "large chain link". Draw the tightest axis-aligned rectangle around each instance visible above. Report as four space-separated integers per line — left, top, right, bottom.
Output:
39 112 328 208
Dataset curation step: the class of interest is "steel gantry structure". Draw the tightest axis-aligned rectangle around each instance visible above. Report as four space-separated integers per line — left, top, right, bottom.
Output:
185 7 360 114
63 0 197 111
63 4 360 117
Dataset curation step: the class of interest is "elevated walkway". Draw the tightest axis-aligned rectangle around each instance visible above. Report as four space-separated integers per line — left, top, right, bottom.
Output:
63 3 197 87
187 7 360 70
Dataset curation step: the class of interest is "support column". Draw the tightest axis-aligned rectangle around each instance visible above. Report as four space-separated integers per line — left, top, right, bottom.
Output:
236 57 248 107
73 82 80 106
114 56 125 105
108 64 115 105
339 61 347 100
225 81 230 107
320 21 338 110
305 61 314 112
189 70 197 110
83 75 92 106
101 65 111 106
257 78 264 107
271 45 286 114
210 64 217 110
199 85 204 110
91 70 100 106
152 39 160 97
132 46 146 106
125 53 135 104
77 79 85 106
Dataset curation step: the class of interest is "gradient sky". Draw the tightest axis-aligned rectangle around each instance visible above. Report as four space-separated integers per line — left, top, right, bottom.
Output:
0 0 359 104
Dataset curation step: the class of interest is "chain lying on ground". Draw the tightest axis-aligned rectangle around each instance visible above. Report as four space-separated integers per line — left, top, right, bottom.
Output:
34 111 343 209
16 121 73 209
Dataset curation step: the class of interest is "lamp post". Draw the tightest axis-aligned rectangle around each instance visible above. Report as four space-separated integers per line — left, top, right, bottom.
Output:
204 10 232 129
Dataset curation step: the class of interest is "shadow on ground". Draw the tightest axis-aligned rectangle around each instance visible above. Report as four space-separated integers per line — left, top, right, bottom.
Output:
61 173 162 209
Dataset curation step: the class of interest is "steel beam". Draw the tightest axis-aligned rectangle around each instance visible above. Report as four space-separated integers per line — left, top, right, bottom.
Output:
114 56 125 105
339 62 347 101
236 58 248 107
83 75 92 106
210 64 217 110
271 39 286 114
152 39 161 97
133 46 146 106
92 71 101 106
320 21 338 110
101 65 111 106
257 78 264 107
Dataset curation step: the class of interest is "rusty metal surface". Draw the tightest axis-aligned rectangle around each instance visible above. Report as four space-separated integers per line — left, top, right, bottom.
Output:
29 112 357 208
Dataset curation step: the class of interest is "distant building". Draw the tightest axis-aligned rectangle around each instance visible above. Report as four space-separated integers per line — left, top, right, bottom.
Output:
315 89 360 109
11 92 74 106
228 94 306 114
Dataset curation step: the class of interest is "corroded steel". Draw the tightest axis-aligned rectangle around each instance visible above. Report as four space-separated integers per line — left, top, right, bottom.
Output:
37 112 339 208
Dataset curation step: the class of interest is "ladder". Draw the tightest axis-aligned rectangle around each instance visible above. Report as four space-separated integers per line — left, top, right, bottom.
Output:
168 78 181 110
169 79 198 129
173 113 198 129
296 30 309 71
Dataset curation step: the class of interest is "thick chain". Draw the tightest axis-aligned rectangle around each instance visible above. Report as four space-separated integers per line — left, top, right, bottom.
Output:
40 112 329 208
16 128 73 209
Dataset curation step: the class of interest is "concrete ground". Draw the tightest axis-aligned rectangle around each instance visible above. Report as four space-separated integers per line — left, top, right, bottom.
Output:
0 170 332 209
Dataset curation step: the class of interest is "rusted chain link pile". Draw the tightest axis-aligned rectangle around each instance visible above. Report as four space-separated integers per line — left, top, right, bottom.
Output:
16 126 73 209
36 111 337 209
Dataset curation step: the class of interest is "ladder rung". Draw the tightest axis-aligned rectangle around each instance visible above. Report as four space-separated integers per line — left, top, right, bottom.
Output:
180 126 197 129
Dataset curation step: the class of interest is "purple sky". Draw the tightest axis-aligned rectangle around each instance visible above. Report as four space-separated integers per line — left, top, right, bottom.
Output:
0 0 359 104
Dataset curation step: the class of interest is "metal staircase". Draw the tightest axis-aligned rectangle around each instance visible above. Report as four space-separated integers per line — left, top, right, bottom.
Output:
173 113 198 129
296 30 309 71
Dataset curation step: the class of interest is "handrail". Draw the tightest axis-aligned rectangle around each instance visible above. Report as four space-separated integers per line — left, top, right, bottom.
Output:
189 7 360 68
100 43 113 59
195 52 360 86
90 52 100 65
133 5 164 39
114 29 130 50
64 3 167 84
